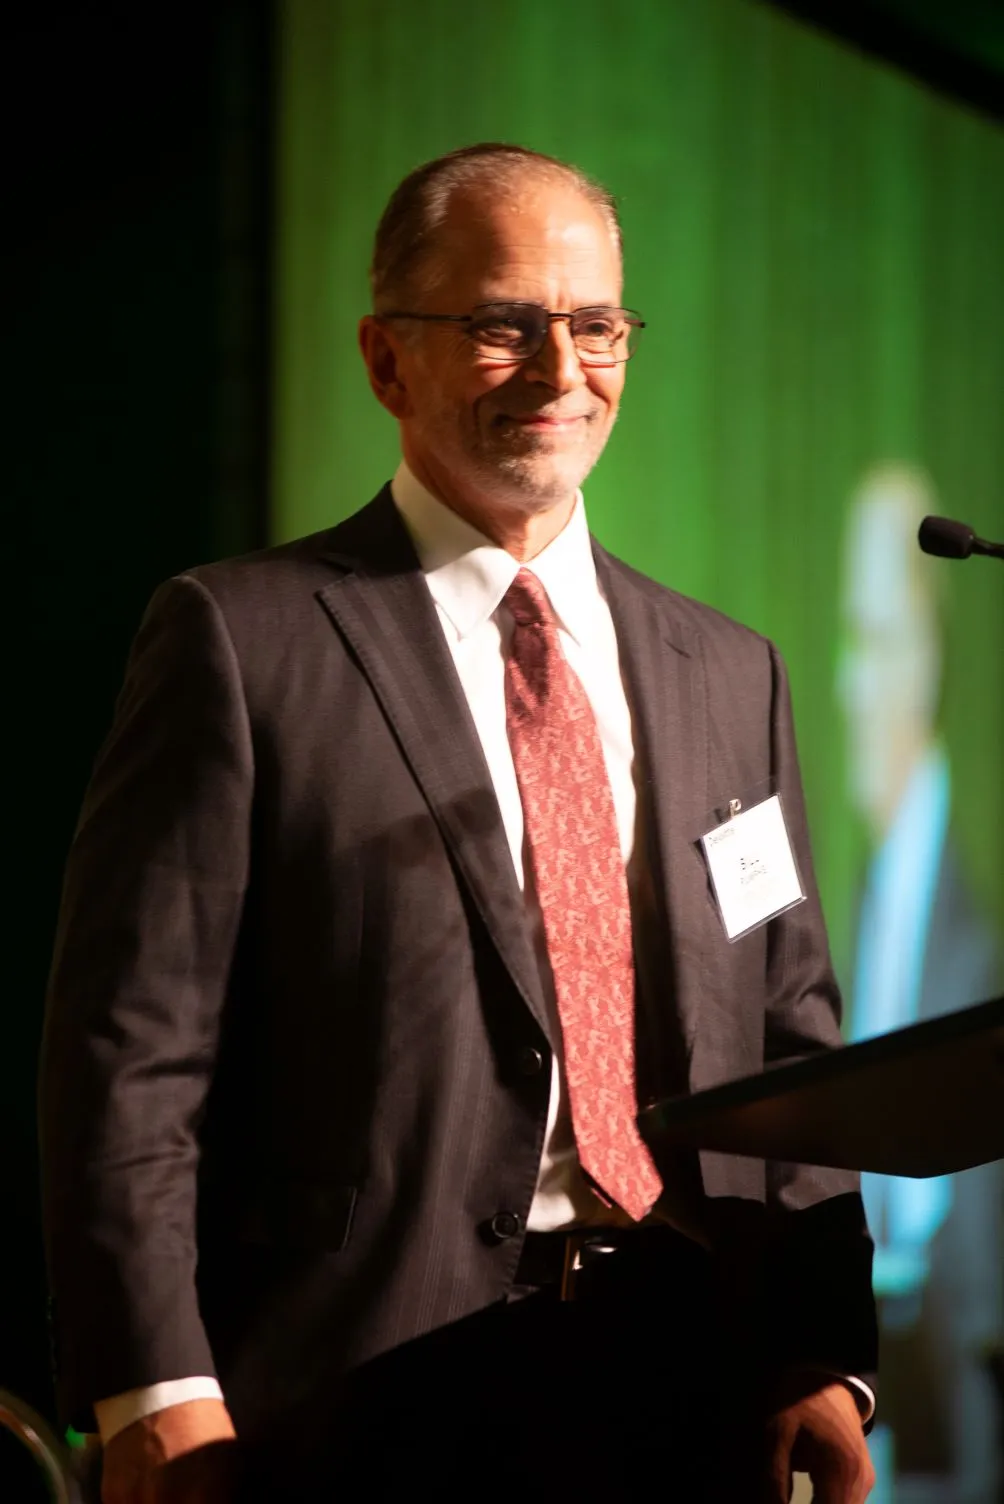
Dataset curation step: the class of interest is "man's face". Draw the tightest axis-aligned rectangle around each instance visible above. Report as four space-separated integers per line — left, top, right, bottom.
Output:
366 179 626 518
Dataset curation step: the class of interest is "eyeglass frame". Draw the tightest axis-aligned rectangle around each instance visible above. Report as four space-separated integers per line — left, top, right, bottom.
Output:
377 301 646 365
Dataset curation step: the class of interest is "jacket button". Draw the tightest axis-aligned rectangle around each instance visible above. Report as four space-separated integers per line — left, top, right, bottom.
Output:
490 1211 523 1241
517 1046 544 1077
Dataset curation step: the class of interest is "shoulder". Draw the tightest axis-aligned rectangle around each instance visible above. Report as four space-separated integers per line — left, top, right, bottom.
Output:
146 485 404 621
594 542 780 668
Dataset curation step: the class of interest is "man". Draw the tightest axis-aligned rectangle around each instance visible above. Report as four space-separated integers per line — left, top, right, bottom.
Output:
40 144 877 1502
839 465 1001 1496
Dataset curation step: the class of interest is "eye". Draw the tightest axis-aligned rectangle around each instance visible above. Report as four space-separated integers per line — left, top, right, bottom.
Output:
574 312 621 348
470 310 536 349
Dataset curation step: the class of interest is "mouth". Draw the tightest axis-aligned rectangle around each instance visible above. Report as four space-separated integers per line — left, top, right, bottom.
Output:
497 412 591 431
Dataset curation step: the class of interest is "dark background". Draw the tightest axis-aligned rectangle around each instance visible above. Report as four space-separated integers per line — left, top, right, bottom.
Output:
2 0 1001 1465
3 2 272 1436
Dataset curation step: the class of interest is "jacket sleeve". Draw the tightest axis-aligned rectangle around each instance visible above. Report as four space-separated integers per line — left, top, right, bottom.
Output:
38 574 253 1431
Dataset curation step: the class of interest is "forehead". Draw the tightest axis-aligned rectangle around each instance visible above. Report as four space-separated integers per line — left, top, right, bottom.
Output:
425 178 622 306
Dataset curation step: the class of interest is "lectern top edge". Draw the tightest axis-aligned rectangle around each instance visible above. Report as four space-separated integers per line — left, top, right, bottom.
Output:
639 993 1004 1133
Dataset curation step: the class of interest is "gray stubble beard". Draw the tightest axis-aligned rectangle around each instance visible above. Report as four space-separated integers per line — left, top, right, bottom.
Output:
420 404 615 516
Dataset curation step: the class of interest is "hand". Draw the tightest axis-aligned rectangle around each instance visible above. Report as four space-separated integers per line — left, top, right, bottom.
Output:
764 1380 875 1504
100 1398 238 1504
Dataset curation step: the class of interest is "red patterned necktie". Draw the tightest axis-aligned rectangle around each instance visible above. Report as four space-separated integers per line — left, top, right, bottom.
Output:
503 567 663 1222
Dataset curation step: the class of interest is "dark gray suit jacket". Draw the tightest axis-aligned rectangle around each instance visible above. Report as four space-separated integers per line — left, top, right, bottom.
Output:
39 486 876 1434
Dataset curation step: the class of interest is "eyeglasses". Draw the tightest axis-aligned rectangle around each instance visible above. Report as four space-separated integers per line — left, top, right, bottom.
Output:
379 302 645 365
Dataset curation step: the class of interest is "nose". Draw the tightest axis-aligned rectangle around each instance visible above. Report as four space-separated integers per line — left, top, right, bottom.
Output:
523 317 588 393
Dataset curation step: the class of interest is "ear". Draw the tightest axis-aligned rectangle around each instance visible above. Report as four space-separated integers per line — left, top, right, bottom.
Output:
358 316 414 420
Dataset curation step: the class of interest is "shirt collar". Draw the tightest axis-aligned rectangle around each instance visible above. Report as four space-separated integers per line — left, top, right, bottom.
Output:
390 460 602 644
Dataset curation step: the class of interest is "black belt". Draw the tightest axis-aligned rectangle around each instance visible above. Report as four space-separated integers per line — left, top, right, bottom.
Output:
514 1223 696 1300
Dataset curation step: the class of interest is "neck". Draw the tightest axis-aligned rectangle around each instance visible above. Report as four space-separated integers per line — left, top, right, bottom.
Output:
402 447 576 561
467 494 577 561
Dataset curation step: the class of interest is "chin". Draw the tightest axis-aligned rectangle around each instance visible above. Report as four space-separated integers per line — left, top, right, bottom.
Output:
489 476 580 514
486 450 599 506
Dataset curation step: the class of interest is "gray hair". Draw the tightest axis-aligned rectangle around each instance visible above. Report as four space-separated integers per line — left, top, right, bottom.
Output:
369 143 622 312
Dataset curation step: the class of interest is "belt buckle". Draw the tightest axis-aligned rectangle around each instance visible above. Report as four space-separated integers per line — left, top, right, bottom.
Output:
559 1230 621 1302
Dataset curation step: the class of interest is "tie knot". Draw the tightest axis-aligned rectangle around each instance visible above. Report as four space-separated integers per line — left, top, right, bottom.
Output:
504 568 555 630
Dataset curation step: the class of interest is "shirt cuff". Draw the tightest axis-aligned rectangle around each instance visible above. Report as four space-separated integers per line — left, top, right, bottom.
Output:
94 1377 224 1446
815 1371 876 1425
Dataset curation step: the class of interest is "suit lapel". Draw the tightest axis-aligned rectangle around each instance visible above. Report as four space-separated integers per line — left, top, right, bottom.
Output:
594 546 711 1069
315 489 553 1045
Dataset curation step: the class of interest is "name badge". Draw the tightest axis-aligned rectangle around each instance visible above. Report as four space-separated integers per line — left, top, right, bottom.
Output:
700 794 805 941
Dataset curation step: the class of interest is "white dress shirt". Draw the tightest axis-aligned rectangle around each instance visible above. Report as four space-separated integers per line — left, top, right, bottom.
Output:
95 463 872 1437
391 461 642 1233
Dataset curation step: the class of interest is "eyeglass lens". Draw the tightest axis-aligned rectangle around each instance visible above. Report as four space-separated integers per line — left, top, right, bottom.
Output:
468 304 639 362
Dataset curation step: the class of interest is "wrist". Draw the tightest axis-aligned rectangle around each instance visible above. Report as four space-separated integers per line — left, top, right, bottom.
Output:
105 1398 235 1468
95 1377 225 1447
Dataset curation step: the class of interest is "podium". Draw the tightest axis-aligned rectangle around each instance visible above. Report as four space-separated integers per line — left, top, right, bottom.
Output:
638 995 1004 1176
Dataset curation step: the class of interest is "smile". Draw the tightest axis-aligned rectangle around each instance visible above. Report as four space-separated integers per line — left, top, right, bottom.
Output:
500 414 588 430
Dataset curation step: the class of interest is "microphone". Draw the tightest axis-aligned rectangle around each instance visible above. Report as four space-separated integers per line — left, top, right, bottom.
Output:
918 515 1004 563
